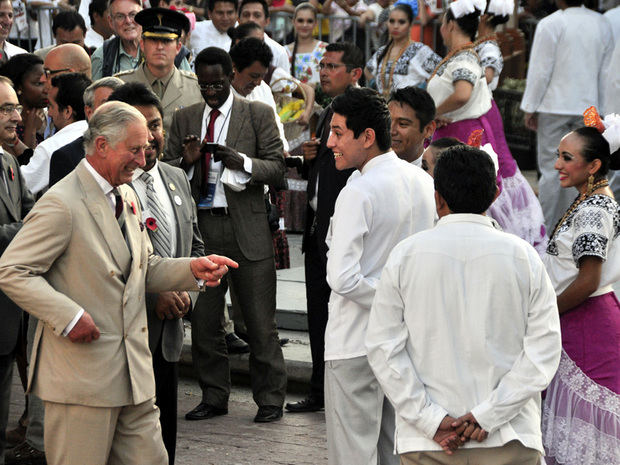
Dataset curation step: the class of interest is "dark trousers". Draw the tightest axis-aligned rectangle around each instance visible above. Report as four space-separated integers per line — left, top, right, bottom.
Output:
152 342 178 465
304 232 330 400
0 353 14 465
192 213 287 408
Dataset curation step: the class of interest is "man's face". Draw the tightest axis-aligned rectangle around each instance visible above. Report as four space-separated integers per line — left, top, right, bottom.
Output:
196 63 231 109
108 0 142 43
55 26 85 47
100 120 148 186
327 113 369 171
389 100 426 163
239 2 269 29
232 61 267 97
135 104 164 171
421 146 438 176
209 1 237 33
0 0 13 43
140 37 181 70
42 50 73 92
85 86 115 119
319 51 357 98
0 82 21 144
47 86 72 130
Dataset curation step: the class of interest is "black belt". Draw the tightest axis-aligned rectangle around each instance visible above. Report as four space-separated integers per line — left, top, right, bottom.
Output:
201 207 229 216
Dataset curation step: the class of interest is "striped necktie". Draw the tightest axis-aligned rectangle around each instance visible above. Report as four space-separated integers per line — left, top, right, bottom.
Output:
140 172 172 257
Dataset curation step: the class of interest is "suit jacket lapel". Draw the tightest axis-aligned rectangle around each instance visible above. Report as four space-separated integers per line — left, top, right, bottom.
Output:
76 161 131 276
0 153 18 220
225 97 246 148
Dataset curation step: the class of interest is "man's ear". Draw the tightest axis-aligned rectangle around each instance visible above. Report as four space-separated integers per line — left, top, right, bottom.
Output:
363 128 376 149
84 105 93 121
175 39 182 54
350 67 363 84
139 38 145 52
94 135 108 156
423 120 436 140
63 104 75 122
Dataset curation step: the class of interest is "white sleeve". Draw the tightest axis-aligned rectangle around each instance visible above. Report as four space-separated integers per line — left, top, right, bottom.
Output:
326 185 379 309
366 249 448 439
470 253 562 433
20 143 51 195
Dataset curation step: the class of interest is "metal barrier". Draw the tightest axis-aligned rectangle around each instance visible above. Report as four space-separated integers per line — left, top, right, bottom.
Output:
12 4 58 52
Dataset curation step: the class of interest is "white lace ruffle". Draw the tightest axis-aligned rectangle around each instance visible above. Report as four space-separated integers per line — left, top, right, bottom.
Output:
542 350 620 464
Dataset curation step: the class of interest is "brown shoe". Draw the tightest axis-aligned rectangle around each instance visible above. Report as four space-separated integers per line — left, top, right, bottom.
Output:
5 423 27 447
5 441 46 464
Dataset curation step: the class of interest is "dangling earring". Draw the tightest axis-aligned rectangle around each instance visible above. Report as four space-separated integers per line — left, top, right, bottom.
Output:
586 174 595 196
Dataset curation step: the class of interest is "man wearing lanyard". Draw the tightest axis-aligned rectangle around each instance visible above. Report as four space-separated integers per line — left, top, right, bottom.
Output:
164 46 287 423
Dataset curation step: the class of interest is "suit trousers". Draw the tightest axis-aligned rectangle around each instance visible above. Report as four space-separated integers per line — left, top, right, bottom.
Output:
325 357 398 465
537 113 582 230
192 212 287 408
0 353 13 465
43 398 167 465
400 440 541 465
25 315 44 452
304 230 331 399
153 341 178 465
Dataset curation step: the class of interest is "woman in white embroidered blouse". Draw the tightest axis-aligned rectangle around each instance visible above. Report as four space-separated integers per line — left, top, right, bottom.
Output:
427 1 547 253
364 4 440 98
542 113 620 465
285 3 327 87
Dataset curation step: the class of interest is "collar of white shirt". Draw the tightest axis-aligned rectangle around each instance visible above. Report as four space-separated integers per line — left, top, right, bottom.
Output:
84 159 116 209
436 213 495 228
202 91 234 124
360 150 398 175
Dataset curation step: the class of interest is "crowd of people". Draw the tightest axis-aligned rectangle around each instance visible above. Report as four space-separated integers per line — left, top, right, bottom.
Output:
0 0 618 464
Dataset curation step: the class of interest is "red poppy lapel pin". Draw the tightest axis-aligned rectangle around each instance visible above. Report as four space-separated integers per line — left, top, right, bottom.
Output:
146 217 158 232
130 201 137 215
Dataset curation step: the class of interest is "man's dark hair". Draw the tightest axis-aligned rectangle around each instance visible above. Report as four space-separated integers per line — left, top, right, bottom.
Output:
389 87 436 130
429 137 462 150
52 11 87 36
434 145 497 214
239 0 269 19
50 73 92 121
227 21 262 41
208 0 238 11
89 0 108 25
108 82 163 119
229 37 272 72
194 47 234 76
325 42 365 71
331 87 391 152
563 0 583 6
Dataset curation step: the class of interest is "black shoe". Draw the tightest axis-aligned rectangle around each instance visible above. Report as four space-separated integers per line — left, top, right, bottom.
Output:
254 405 283 423
226 333 250 354
279 337 289 346
5 441 46 464
285 396 324 413
185 402 228 421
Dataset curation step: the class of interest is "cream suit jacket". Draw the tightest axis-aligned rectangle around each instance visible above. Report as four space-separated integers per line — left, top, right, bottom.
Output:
0 160 199 407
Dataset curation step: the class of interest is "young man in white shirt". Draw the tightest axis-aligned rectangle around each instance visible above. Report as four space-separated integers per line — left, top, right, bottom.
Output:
189 0 237 57
324 86 435 465
366 145 562 465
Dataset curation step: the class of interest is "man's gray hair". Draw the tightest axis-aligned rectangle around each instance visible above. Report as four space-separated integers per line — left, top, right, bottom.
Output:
83 77 124 108
83 101 146 155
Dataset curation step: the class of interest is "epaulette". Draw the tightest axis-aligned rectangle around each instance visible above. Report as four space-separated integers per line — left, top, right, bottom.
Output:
113 69 136 77
179 69 198 80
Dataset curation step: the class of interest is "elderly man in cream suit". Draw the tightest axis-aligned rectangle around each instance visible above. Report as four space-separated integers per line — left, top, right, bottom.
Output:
0 101 237 465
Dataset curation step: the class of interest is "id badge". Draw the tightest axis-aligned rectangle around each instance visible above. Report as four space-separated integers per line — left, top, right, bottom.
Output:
197 165 220 208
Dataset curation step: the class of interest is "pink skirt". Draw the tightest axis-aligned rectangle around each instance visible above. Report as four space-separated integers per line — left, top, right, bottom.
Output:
542 292 620 464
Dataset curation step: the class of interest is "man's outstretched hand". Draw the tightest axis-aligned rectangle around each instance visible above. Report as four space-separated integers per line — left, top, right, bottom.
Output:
190 255 239 286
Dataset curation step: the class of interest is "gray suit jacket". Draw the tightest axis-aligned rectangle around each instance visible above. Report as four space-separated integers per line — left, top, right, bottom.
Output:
140 162 204 362
0 150 35 355
164 96 285 261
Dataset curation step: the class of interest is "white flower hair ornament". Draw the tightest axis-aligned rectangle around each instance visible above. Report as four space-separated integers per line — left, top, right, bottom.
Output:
449 0 487 18
583 106 620 154
487 0 514 17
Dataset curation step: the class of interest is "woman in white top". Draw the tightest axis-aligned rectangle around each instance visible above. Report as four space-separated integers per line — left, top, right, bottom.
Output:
365 4 440 98
285 3 327 87
542 112 620 465
427 0 546 253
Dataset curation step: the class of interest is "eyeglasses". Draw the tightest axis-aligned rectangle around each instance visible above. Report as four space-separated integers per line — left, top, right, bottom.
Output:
0 104 23 116
319 62 353 72
44 67 71 78
111 12 138 23
199 83 225 92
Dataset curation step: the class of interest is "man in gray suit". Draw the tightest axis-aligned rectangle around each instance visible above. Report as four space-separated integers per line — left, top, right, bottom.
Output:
0 76 36 464
164 47 287 423
109 82 204 465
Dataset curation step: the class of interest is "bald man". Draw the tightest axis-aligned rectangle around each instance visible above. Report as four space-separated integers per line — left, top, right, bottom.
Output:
42 43 92 91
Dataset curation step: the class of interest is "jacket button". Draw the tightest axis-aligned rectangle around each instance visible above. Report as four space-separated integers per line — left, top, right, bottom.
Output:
142 327 147 332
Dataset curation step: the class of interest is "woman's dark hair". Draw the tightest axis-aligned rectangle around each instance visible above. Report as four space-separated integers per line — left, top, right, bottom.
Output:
484 7 510 29
446 8 481 42
434 145 497 213
227 21 262 42
573 126 620 177
375 4 415 69
229 37 273 72
0 53 43 93
331 87 392 152
290 2 317 78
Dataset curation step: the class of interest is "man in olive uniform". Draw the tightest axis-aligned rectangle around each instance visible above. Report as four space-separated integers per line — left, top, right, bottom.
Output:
116 8 202 133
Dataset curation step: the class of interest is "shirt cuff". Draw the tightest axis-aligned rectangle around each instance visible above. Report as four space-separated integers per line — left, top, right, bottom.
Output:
187 165 195 180
240 152 253 174
417 403 449 439
62 308 85 337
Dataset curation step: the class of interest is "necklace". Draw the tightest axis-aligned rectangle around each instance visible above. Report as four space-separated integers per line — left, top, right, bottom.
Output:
474 33 498 47
428 42 476 82
380 40 410 98
550 179 609 239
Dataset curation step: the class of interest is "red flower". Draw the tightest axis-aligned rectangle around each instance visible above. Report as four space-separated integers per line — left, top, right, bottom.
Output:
145 217 158 232
9 166 14 181
130 201 137 215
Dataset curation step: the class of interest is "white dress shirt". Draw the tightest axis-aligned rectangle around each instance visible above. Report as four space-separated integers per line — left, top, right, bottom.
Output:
324 152 435 361
366 214 562 454
603 41 620 114
2 39 28 58
21 120 88 195
520 6 613 115
132 160 178 257
85 26 104 49
264 33 290 71
189 20 231 60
